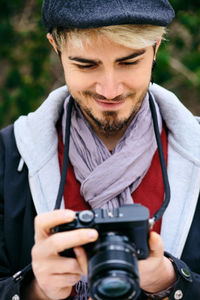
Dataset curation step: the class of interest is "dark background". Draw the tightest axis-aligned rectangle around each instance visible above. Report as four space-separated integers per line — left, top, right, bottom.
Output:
0 0 200 128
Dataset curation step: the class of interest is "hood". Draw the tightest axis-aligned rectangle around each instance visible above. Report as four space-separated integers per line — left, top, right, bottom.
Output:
14 86 69 176
14 86 69 212
14 84 200 257
150 83 200 165
150 84 200 257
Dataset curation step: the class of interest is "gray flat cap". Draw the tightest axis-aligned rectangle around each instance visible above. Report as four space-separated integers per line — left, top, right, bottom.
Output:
42 0 175 32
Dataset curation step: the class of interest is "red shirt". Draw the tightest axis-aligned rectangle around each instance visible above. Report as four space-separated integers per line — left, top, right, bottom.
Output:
58 126 168 233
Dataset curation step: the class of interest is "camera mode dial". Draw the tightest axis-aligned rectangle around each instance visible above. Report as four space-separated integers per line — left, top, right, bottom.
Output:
79 210 94 224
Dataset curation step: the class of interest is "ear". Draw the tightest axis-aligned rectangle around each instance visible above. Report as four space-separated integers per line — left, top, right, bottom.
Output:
47 33 59 54
154 38 162 59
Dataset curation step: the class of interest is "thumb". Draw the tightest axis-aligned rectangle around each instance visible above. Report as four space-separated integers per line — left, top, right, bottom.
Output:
149 231 164 257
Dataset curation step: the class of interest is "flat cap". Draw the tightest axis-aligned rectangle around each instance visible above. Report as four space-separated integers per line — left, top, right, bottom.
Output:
42 0 175 32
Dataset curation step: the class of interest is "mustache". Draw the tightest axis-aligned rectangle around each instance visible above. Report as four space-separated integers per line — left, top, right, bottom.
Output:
82 91 135 102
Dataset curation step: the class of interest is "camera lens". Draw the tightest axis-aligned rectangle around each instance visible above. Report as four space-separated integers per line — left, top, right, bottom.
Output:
98 277 132 297
88 233 140 300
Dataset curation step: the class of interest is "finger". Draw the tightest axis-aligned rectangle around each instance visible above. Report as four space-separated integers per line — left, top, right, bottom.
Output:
46 228 98 255
50 273 81 288
52 257 83 275
148 231 164 257
34 209 75 241
37 273 77 300
37 273 81 290
34 228 98 258
32 255 84 275
74 246 88 275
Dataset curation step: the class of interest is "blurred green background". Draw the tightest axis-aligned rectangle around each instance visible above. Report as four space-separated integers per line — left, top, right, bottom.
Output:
0 0 200 128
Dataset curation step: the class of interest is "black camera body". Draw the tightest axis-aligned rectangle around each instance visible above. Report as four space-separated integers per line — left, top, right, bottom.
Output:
52 203 149 259
52 204 150 300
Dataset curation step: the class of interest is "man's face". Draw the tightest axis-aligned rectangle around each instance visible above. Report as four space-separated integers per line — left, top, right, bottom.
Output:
60 35 157 135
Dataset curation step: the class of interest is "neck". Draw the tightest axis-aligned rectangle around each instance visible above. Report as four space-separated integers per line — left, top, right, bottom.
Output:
78 103 140 151
94 127 128 151
85 109 139 151
82 111 137 151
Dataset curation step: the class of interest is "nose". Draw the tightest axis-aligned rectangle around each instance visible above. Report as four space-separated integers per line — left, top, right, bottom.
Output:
95 70 124 100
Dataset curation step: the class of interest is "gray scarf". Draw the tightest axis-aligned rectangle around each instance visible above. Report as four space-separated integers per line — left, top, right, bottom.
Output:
62 93 162 210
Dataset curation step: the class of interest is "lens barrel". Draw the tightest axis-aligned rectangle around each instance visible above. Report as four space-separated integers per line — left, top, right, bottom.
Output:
88 233 140 300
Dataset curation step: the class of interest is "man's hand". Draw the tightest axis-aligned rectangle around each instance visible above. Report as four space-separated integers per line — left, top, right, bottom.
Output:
29 209 98 300
138 231 177 294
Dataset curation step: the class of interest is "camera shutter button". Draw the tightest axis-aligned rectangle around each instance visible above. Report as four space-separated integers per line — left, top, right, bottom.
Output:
79 210 94 224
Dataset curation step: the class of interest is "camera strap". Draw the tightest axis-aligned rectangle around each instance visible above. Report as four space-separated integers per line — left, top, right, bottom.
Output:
148 92 171 226
54 96 74 210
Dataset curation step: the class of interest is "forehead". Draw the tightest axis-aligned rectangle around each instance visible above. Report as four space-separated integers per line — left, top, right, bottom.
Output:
64 34 149 60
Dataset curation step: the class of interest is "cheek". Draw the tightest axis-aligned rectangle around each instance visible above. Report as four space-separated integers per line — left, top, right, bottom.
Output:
121 64 152 92
129 68 152 90
64 67 94 93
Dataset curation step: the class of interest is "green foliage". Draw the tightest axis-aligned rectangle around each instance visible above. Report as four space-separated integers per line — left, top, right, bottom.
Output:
0 0 54 127
0 1 200 128
154 1 200 113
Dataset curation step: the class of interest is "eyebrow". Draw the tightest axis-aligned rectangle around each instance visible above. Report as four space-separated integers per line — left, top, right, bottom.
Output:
116 49 146 62
68 56 101 64
68 49 146 64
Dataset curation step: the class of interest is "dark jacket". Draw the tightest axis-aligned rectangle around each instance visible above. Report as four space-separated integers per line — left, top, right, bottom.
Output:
0 125 200 299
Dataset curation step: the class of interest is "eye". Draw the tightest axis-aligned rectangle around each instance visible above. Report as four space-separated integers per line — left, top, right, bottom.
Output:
75 64 97 69
120 60 139 66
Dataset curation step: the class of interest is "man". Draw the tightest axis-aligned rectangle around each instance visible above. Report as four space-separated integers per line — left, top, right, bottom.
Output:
0 0 200 299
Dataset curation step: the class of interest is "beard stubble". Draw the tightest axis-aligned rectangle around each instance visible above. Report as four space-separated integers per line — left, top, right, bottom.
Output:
69 89 148 135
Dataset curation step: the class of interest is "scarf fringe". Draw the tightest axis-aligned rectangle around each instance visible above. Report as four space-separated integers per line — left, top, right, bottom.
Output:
74 280 88 300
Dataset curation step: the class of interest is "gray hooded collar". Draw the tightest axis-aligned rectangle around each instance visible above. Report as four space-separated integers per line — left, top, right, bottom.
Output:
14 84 200 257
150 84 200 257
14 86 69 213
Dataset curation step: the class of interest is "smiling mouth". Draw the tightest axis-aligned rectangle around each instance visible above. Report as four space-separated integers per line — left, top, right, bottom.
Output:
94 97 126 109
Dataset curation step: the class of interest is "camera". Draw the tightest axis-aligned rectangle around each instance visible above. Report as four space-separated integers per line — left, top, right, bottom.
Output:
52 204 150 300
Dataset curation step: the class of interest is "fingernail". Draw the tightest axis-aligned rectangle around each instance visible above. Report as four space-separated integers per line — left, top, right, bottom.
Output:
88 230 98 240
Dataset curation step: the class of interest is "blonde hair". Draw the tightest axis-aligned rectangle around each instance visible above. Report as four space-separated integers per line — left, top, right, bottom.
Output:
52 24 166 51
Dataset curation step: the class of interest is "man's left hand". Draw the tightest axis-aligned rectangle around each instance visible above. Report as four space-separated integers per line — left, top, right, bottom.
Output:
138 231 177 293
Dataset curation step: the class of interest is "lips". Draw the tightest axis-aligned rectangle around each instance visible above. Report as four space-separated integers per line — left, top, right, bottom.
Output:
94 98 125 109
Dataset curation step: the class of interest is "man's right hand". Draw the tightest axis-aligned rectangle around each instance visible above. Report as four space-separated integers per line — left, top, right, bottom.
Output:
28 209 98 300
